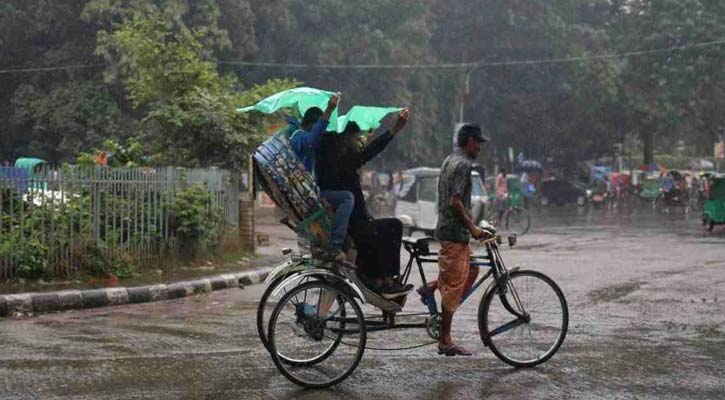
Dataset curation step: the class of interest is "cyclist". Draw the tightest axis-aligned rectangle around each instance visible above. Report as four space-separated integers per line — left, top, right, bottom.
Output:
495 168 508 225
431 123 488 356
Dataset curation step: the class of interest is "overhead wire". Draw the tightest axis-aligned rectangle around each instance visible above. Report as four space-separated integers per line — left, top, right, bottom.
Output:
217 38 725 70
0 64 104 75
1 38 724 75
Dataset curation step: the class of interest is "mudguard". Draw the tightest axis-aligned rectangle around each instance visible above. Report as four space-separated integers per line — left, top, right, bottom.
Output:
271 269 367 305
264 259 309 284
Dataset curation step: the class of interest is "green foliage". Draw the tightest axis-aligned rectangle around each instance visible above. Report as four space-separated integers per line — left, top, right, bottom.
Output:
611 0 725 160
73 240 134 279
3 0 725 172
92 3 296 168
75 138 146 167
95 6 224 108
10 81 131 164
0 237 49 280
170 185 222 252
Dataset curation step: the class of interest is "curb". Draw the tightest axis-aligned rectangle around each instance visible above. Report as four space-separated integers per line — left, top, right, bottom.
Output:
0 267 274 318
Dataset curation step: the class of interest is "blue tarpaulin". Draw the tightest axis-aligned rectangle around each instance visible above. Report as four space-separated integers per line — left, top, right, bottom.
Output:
0 167 30 193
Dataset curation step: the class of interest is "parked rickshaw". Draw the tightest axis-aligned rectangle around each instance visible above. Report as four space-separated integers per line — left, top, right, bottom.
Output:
703 176 725 231
14 157 48 191
639 177 660 202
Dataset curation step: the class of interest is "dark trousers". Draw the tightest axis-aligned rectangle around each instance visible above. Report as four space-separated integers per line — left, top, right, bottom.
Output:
349 217 402 279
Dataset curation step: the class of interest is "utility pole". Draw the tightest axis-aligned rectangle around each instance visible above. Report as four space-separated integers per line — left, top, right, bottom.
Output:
458 57 486 124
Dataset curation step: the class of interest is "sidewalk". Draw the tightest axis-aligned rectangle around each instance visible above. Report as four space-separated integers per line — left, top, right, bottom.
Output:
0 206 292 318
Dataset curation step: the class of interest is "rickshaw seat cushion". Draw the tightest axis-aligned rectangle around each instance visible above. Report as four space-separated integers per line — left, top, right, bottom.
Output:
402 236 434 253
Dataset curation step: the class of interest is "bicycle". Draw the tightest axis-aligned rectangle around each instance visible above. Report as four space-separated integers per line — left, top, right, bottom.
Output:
259 225 568 388
482 195 531 236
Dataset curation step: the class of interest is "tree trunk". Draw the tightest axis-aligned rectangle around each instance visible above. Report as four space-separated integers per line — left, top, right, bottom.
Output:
642 129 654 165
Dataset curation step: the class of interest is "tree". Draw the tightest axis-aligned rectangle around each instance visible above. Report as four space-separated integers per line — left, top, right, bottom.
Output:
611 0 725 163
11 81 131 164
90 1 296 168
1 0 101 162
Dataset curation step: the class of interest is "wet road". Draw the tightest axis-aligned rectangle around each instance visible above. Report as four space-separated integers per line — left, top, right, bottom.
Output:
2 205 725 399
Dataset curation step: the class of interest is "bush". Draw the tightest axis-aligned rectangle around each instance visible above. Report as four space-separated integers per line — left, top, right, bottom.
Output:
0 238 49 280
72 240 134 279
170 185 222 256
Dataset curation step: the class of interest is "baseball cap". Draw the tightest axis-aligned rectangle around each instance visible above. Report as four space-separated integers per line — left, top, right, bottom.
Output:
457 123 489 144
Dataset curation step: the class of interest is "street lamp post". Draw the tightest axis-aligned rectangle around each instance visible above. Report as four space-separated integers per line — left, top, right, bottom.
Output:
458 57 486 123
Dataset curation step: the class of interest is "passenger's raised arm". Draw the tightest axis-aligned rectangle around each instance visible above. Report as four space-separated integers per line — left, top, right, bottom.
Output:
390 108 409 137
322 92 341 122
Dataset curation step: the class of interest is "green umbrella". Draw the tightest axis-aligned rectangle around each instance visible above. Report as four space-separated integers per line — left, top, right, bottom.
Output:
336 106 402 133
237 87 339 131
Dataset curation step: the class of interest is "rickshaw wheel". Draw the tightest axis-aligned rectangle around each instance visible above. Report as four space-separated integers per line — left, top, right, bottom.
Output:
268 281 366 388
257 273 316 353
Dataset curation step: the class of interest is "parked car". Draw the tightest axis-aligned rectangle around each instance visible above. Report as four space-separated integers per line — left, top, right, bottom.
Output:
539 179 587 206
395 167 488 235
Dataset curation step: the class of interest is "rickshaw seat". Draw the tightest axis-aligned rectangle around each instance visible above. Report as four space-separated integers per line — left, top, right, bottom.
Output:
402 236 434 253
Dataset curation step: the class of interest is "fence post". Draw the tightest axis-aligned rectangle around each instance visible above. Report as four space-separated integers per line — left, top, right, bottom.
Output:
239 155 255 251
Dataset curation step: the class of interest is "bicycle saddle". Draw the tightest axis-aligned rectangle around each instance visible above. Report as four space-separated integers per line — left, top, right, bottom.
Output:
402 236 434 254
402 236 434 246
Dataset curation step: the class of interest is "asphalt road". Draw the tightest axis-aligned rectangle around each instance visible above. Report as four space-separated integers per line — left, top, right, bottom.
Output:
1 205 725 399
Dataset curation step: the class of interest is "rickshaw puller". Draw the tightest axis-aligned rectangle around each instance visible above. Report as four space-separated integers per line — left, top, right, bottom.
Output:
433 123 488 356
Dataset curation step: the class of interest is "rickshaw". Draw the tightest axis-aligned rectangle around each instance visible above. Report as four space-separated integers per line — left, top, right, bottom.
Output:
245 89 568 388
654 171 690 215
703 176 725 231
14 157 48 191
639 177 661 202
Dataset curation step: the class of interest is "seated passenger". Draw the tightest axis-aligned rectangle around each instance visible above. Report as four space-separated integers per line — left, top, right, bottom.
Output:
289 94 353 262
660 173 675 195
315 109 413 299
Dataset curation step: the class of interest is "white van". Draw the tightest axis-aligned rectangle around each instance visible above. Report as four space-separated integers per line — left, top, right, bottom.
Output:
394 167 488 236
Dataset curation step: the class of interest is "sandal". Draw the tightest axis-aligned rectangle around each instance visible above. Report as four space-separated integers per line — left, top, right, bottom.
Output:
437 344 473 357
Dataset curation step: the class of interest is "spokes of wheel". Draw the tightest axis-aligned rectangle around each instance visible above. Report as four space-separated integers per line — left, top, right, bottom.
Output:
257 275 313 352
268 281 366 388
505 207 531 236
479 270 568 368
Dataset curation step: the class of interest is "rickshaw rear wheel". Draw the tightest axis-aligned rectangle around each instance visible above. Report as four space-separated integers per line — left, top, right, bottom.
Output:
257 273 316 352
268 281 366 388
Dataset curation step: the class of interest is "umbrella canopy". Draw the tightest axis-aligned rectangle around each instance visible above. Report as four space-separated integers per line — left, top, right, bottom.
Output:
237 87 339 131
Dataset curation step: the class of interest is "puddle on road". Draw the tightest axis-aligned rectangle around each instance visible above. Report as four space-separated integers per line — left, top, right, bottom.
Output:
587 281 642 303
60 335 118 344
118 324 220 340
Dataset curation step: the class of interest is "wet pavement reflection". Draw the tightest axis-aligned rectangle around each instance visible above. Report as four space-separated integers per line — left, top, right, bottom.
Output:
1 203 724 399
